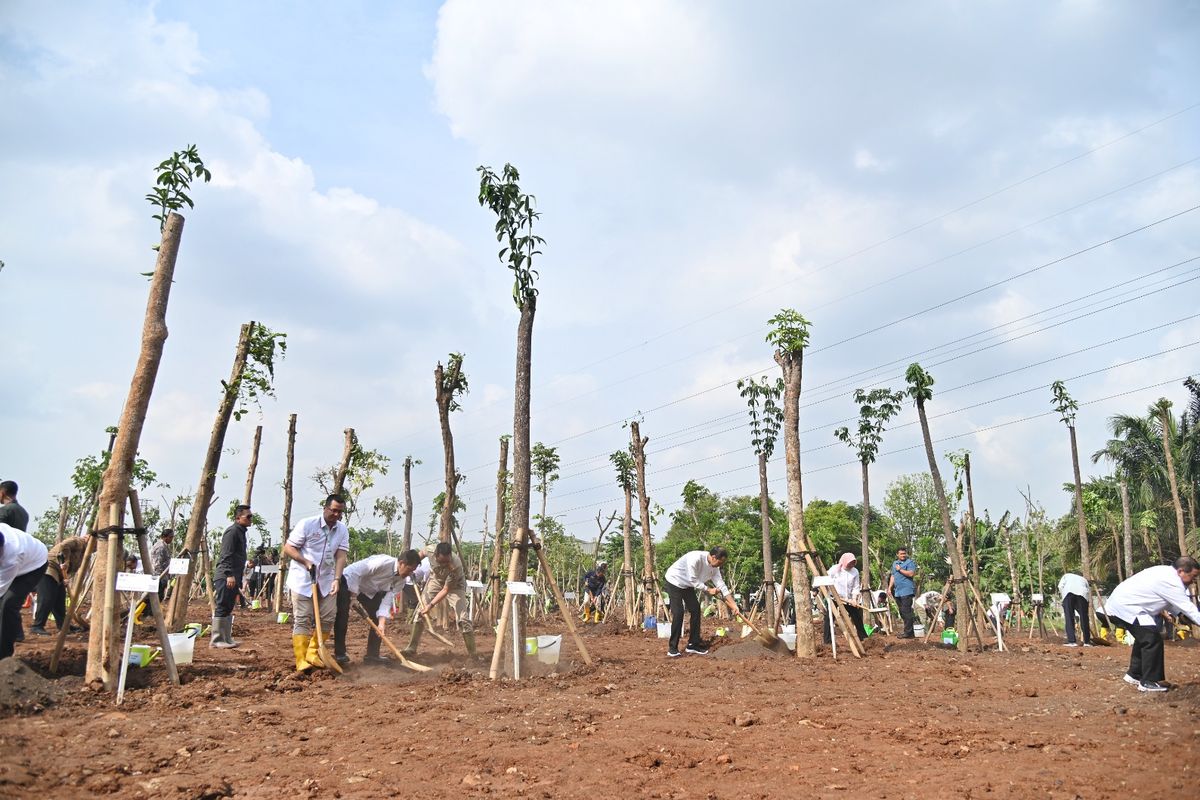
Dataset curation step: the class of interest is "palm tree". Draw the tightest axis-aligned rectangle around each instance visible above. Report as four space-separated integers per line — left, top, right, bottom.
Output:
1091 438 1136 577
1154 398 1189 557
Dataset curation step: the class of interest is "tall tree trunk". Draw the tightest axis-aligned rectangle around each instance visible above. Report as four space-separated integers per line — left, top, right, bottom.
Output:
631 422 656 619
1001 514 1019 611
497 298 535 676
859 460 871 595
243 424 262 505
758 451 776 627
435 361 462 545
167 321 253 630
86 212 184 686
916 398 971 652
1157 406 1188 557
274 413 296 615
55 497 68 544
1068 425 1093 580
622 485 636 627
488 438 509 624
402 457 415 552
964 454 980 587
333 427 354 497
776 350 815 658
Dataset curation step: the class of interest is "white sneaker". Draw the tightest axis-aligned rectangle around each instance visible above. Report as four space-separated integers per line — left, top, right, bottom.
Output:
1063 642 1078 647
1137 681 1168 693
1122 673 1139 686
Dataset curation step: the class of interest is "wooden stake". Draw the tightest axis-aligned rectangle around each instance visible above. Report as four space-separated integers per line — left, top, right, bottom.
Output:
274 413 297 615
527 529 591 665
129 491 178 686
243 424 262 505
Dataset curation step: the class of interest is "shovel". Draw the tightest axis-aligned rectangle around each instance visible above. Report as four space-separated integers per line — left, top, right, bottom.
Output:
351 600 431 673
413 591 457 649
309 579 343 674
738 613 790 654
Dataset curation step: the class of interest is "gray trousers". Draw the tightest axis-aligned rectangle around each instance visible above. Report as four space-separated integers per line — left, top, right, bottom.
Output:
292 590 335 636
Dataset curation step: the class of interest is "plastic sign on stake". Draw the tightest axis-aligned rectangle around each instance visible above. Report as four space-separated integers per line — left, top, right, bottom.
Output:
115 572 160 593
507 581 537 596
168 558 190 575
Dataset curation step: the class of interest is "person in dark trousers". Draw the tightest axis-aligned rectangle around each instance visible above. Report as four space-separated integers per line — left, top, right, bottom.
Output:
0 524 47 660
1057 571 1091 647
150 528 174 602
334 549 421 664
1105 556 1200 693
211 505 250 649
0 482 29 532
888 547 918 638
30 535 89 635
662 546 743 657
581 562 608 623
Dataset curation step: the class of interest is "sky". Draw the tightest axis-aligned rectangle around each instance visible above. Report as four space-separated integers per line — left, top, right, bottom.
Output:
2 1 1198 551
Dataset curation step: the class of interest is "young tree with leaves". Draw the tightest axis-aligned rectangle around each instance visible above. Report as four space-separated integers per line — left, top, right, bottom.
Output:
737 375 784 626
435 354 468 545
86 147 209 686
168 321 286 629
611 449 638 627
768 309 817 657
834 387 903 597
946 450 981 586
906 363 971 652
629 422 660 620
531 441 561 536
401 455 419 552
1050 381 1093 582
479 163 544 678
1154 398 1190 557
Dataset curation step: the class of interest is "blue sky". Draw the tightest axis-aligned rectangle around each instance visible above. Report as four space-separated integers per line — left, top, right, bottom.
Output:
2 1 1198 551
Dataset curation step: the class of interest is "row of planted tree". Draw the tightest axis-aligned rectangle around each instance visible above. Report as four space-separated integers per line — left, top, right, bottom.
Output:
42 147 1199 687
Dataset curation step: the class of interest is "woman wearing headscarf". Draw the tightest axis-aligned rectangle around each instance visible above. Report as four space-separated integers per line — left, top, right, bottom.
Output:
824 552 869 643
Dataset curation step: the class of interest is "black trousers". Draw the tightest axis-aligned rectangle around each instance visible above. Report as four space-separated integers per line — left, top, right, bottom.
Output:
32 573 67 630
1062 593 1091 644
897 594 915 636
1112 616 1165 683
334 576 386 658
214 579 241 617
665 581 702 651
1 563 46 659
823 602 868 643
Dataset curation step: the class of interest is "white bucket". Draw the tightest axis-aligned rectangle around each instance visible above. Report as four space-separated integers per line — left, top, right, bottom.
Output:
535 635 562 665
778 632 797 651
656 622 671 639
168 632 195 665
914 623 926 637
781 624 796 634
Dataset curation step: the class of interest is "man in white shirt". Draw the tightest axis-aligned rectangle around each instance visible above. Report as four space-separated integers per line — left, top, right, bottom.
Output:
663 546 742 657
1057 572 1091 647
1104 557 1200 692
283 495 350 672
0 523 48 660
333 549 421 665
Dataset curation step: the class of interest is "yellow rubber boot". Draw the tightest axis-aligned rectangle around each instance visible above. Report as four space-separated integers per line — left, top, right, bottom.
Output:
304 633 325 669
133 601 147 625
292 635 313 671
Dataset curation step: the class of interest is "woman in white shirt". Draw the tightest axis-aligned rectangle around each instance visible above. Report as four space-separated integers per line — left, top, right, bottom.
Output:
823 553 868 643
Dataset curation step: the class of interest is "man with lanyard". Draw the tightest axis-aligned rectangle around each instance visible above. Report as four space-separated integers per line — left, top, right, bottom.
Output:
210 505 250 649
402 541 476 660
284 494 350 671
663 546 742 657
1106 556 1200 693
581 561 607 623
333 548 422 664
888 547 918 638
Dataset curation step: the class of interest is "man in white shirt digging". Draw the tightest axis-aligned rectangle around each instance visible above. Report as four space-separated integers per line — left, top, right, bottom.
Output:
663 546 741 657
333 549 422 665
1104 556 1200 693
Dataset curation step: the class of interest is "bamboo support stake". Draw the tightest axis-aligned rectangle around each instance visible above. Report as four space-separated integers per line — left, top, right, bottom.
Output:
243 424 262 504
129 490 178 686
100 504 123 689
527 529 592 665
274 413 297 615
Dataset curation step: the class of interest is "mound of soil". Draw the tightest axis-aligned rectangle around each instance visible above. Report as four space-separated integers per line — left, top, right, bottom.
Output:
712 637 790 660
0 659 63 712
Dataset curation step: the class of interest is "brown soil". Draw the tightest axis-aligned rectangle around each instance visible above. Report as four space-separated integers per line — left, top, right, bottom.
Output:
0 607 1197 799
0 658 64 712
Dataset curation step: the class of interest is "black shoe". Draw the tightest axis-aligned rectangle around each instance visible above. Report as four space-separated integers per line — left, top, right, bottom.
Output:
362 654 390 665
667 648 682 658
29 626 49 637
897 632 915 639
334 653 351 665
69 625 85 633
685 644 709 655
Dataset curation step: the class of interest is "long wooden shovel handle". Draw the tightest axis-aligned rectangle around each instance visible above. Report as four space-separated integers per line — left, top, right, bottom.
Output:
413 591 457 648
350 601 430 673
310 586 343 674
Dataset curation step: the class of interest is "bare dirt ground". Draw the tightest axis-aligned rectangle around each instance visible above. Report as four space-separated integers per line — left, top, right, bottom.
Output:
0 605 1197 799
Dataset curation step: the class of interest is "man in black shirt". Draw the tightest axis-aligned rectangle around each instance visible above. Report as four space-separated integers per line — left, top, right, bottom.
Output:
0 482 29 532
211 505 250 649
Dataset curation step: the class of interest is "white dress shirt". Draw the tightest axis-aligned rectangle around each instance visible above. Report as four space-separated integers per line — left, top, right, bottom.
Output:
664 551 730 596
285 514 349 597
1057 572 1089 599
1105 565 1200 627
406 556 431 587
343 554 405 620
0 523 48 596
